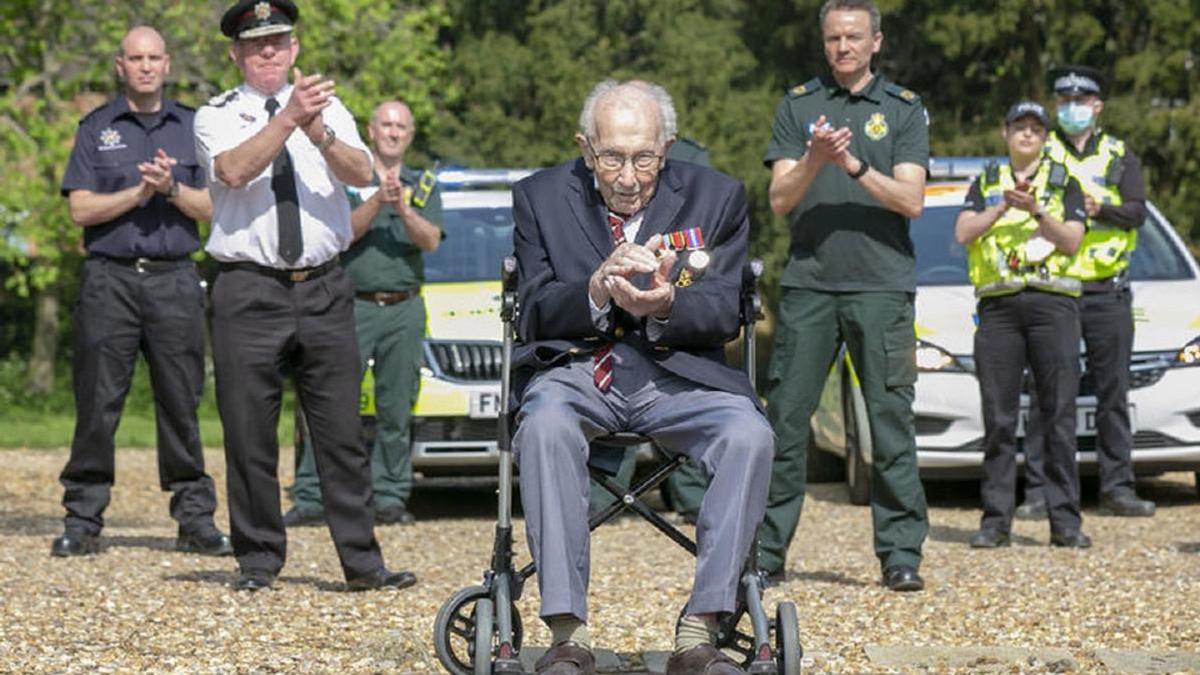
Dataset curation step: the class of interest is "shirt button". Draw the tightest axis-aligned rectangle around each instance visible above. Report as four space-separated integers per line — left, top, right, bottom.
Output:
614 327 625 338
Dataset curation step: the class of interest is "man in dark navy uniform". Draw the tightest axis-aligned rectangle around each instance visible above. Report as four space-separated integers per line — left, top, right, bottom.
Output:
54 26 230 558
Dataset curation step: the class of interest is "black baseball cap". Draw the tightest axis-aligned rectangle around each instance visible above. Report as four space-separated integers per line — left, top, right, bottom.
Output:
221 0 299 40
1004 101 1050 127
1050 65 1104 96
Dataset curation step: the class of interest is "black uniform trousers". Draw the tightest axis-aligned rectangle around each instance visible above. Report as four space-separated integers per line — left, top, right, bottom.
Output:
975 290 1083 535
1022 285 1136 501
211 264 383 580
61 257 217 536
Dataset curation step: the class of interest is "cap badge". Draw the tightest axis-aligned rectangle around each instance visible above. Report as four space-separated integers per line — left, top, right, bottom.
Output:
254 1 272 21
865 112 889 141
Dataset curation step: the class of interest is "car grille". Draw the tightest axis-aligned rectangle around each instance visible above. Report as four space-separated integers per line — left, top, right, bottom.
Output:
1021 353 1169 396
426 340 503 382
915 416 953 435
1188 411 1200 428
950 431 1182 453
413 418 499 443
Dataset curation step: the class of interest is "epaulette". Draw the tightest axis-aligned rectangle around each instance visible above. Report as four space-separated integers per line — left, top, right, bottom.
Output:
78 101 114 126
884 82 920 105
206 90 239 108
789 78 822 97
1099 132 1126 157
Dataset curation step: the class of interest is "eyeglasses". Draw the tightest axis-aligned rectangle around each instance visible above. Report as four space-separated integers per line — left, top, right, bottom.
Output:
586 139 663 172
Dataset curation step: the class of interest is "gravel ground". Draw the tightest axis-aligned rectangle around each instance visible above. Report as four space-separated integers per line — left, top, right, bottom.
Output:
1 447 1198 673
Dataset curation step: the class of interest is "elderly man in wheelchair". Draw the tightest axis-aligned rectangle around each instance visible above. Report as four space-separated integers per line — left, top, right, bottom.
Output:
509 79 775 675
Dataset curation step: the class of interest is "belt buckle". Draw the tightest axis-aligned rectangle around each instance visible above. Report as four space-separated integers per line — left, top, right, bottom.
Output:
135 257 150 274
289 269 310 282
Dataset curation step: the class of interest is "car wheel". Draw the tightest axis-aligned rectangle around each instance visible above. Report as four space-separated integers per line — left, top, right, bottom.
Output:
843 377 871 506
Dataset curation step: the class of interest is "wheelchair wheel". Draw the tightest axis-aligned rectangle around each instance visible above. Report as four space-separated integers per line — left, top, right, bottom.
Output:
433 585 524 675
473 598 494 675
775 602 802 675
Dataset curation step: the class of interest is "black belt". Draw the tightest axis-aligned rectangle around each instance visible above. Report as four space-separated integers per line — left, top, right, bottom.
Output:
355 289 417 305
217 258 339 283
91 256 192 274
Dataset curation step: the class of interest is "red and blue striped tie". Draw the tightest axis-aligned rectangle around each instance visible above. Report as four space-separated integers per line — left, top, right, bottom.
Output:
593 213 627 392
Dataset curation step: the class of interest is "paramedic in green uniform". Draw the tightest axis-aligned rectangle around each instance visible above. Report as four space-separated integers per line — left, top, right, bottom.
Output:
758 0 929 592
285 100 442 526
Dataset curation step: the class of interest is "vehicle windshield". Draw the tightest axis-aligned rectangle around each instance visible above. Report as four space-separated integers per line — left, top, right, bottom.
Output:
912 203 1196 286
424 206 514 283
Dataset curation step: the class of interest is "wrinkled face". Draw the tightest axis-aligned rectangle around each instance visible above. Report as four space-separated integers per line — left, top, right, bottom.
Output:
369 103 415 161
231 32 298 94
822 9 881 80
577 99 665 216
115 29 170 97
1004 117 1048 156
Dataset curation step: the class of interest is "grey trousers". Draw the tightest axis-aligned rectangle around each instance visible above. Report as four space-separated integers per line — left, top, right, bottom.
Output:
514 344 774 623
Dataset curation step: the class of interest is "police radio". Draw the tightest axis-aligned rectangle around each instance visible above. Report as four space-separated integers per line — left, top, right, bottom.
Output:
411 163 438 209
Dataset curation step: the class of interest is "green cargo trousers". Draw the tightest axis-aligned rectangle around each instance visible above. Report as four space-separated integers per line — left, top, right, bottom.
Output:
758 288 928 574
293 296 426 510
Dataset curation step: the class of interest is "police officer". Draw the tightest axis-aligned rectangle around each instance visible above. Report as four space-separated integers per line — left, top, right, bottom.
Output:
195 0 415 591
285 100 443 527
957 101 1092 549
760 0 930 591
1016 66 1154 520
53 26 231 558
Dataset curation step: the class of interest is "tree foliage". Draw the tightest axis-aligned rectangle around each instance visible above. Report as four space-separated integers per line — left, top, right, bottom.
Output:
1 0 1198 384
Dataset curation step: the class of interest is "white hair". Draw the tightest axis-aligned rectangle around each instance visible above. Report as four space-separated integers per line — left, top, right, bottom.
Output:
578 79 677 147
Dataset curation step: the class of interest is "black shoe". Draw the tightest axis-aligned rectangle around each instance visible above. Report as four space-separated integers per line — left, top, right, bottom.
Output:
345 568 418 591
235 570 275 592
176 529 233 556
375 503 416 525
535 641 597 674
969 528 1011 548
882 565 924 592
679 510 699 526
1050 530 1092 548
1098 493 1156 517
50 530 100 557
282 505 325 527
1014 500 1048 520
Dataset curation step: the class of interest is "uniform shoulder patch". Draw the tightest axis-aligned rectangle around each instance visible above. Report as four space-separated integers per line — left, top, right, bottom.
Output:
206 89 239 108
789 78 822 97
884 82 920 104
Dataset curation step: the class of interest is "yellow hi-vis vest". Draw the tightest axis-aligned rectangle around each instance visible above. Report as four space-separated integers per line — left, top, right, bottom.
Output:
966 159 1082 298
1044 131 1136 280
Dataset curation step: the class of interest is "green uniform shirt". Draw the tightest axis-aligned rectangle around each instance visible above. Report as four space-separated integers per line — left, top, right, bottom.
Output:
342 165 443 292
763 73 930 292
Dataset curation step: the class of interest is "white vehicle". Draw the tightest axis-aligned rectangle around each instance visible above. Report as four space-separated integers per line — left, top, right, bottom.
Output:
810 157 1200 504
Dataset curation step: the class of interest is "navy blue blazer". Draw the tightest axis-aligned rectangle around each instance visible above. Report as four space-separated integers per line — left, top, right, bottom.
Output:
511 157 758 405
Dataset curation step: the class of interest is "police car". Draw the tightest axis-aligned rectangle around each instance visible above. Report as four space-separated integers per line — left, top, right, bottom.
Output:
359 169 533 483
809 157 1200 504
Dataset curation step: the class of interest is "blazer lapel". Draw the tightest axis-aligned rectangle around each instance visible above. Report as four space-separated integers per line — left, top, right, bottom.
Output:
566 159 613 259
635 163 684 246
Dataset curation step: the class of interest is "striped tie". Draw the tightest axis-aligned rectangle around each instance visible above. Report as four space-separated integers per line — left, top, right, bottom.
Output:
592 213 627 392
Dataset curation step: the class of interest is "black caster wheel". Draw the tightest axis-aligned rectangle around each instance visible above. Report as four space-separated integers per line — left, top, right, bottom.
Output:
775 601 802 675
433 586 525 675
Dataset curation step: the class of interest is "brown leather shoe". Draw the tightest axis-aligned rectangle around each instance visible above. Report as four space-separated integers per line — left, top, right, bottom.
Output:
665 644 746 674
535 641 596 674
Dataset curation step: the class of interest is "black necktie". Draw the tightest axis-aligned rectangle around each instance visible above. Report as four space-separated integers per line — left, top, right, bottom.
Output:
265 97 303 265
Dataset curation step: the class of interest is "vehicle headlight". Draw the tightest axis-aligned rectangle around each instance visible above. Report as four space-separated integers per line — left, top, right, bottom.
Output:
1177 336 1200 366
916 340 974 373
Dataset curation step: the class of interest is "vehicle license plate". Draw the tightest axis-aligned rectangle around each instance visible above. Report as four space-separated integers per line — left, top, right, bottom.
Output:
1016 404 1136 437
469 389 503 419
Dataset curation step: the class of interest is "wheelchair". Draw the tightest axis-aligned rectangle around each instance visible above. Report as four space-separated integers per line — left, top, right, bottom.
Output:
433 256 802 675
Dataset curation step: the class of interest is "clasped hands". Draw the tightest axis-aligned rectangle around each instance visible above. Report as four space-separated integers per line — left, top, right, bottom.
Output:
589 233 678 320
807 114 862 174
137 148 177 198
279 67 335 147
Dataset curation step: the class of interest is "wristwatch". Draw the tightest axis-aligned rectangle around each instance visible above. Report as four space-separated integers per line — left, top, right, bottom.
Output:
315 124 336 151
847 159 869 180
1032 204 1048 221
167 177 180 198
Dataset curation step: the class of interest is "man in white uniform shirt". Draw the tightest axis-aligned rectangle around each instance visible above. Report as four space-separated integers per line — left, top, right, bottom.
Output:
194 0 416 592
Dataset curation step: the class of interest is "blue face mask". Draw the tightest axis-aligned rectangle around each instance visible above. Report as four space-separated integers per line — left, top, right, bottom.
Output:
1057 102 1095 135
